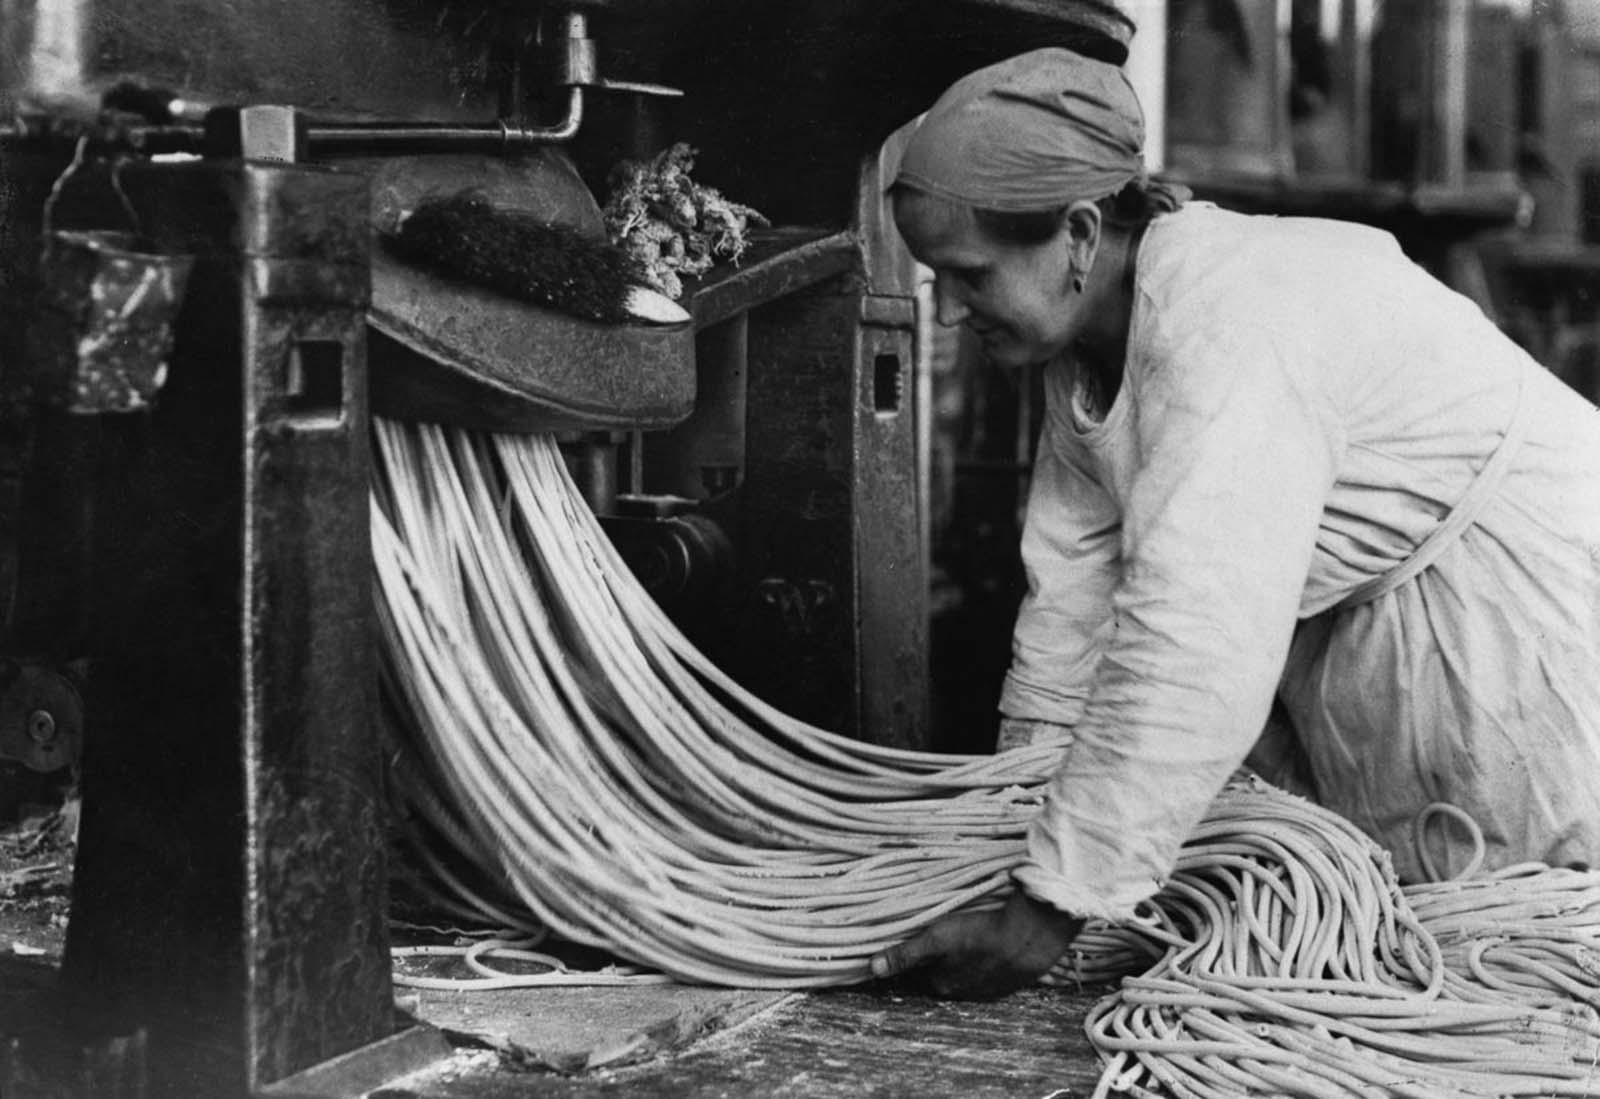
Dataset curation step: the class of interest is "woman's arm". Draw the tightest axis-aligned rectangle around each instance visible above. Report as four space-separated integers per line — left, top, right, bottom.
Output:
873 322 1344 995
1017 321 1343 920
1000 372 1123 727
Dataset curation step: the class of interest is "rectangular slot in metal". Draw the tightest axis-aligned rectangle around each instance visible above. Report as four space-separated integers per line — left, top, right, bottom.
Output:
873 352 902 415
285 340 345 422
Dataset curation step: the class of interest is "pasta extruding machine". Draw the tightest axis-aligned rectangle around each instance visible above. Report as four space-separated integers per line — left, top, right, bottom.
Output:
0 2 1133 1095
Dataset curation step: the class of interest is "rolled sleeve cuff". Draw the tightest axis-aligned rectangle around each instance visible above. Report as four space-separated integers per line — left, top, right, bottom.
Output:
1012 846 1163 926
1000 670 1091 726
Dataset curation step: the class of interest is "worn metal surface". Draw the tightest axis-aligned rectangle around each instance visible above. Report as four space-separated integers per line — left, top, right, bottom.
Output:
0 0 500 119
361 148 698 434
853 292 928 748
675 273 926 746
368 285 695 432
640 229 864 505
368 256 695 432
202 94 592 162
688 230 860 331
58 160 413 1098
636 315 750 501
710 284 861 737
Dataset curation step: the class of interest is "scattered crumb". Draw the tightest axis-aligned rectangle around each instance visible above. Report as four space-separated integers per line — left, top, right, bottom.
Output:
0 790 76 956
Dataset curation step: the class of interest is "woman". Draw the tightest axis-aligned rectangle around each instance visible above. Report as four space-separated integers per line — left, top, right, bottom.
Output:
869 48 1600 999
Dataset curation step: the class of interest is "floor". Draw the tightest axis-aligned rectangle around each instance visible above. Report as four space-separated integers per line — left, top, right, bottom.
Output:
0 783 1117 1099
1 951 1113 1099
382 983 1111 1099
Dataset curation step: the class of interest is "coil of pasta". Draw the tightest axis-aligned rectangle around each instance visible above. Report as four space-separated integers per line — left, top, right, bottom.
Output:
373 420 1600 1097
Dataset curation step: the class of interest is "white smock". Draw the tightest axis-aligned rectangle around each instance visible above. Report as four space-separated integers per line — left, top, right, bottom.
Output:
1004 203 1600 920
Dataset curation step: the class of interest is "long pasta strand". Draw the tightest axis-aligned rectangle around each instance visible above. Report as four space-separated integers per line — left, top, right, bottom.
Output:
375 421 1600 1097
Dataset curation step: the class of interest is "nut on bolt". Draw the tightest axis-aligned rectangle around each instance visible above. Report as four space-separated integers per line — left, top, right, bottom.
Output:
25 709 56 746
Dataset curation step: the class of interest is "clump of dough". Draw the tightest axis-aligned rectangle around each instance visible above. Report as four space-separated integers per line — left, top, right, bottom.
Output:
603 143 767 300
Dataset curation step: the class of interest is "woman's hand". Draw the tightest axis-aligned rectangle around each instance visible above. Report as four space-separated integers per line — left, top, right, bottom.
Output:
868 889 1085 1000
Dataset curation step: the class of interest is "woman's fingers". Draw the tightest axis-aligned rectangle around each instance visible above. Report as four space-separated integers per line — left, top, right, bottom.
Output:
868 895 1085 999
870 922 954 978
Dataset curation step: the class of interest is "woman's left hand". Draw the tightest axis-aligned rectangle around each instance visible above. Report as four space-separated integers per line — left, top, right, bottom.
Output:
868 889 1085 1000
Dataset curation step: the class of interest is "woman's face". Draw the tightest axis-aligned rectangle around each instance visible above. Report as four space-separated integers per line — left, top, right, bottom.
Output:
893 189 1084 368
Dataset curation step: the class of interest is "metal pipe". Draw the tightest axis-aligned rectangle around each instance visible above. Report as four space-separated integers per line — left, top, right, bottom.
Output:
0 6 683 158
1 89 586 163
0 0 675 160
305 87 585 156
0 115 203 154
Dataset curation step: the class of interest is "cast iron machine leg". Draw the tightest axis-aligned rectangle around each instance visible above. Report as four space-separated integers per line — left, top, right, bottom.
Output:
56 159 446 1097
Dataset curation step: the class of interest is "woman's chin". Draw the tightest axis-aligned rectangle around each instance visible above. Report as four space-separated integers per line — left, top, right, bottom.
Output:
980 342 1046 369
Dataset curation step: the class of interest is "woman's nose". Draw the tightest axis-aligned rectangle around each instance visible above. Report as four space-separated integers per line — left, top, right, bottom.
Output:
933 274 970 327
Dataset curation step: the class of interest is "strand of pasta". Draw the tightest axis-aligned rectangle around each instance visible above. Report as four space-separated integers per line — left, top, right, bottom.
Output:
374 421 1600 1096
374 420 1047 987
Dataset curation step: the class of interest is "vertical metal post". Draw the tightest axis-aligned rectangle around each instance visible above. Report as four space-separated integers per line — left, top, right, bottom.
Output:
60 159 445 1098
642 314 750 500
1340 0 1374 183
737 289 859 735
855 295 928 748
1427 0 1470 191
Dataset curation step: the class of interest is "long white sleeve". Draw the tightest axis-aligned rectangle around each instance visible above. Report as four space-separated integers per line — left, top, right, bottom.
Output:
1014 321 1344 920
1000 372 1122 726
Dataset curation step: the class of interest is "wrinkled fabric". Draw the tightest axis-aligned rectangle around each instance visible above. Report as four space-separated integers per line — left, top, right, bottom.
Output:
894 48 1149 211
1006 203 1600 920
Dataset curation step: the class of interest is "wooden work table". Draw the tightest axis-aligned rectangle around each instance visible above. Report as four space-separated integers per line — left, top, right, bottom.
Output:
388 981 1113 1098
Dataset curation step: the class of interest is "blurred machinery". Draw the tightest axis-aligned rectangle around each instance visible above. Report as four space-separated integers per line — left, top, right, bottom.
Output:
0 2 1136 1096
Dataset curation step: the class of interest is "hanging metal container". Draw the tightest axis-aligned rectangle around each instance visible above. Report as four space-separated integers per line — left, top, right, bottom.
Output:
26 153 195 415
29 228 195 414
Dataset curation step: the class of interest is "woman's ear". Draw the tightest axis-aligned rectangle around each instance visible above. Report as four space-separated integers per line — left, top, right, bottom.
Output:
1063 200 1103 286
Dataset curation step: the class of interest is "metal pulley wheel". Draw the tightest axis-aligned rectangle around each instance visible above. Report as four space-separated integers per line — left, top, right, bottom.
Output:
0 660 83 773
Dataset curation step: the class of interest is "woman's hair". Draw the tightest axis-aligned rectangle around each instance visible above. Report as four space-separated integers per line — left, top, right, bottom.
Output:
971 178 1173 245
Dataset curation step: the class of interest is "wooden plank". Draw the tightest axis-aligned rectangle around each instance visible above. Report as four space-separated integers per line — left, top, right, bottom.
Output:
401 985 792 1075
390 984 1114 1098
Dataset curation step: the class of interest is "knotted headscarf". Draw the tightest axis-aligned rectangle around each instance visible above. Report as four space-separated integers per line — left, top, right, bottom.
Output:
895 48 1185 213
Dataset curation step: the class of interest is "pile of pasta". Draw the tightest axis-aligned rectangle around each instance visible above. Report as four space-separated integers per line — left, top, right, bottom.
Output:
1080 800 1600 1097
373 420 1600 1097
